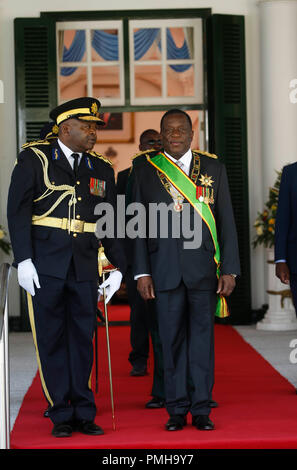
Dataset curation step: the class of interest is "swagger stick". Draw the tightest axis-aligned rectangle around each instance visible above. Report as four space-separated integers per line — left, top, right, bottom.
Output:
102 269 116 431
98 246 117 431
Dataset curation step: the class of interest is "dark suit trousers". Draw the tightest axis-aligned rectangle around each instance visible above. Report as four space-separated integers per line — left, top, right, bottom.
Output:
155 281 216 417
125 267 150 369
27 264 98 425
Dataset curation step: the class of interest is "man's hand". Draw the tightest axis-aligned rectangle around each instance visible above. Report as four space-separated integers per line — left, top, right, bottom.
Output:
217 274 236 297
17 258 40 296
137 275 155 300
98 270 123 304
275 262 290 285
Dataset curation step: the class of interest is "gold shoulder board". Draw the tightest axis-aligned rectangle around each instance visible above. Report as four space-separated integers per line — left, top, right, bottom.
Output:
22 139 51 149
193 149 218 159
87 151 113 166
131 148 156 161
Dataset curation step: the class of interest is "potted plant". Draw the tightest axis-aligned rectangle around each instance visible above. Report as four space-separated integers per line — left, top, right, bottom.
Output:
252 170 281 249
0 224 11 255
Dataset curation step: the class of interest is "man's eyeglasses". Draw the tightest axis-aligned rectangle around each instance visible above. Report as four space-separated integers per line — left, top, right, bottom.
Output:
145 140 162 146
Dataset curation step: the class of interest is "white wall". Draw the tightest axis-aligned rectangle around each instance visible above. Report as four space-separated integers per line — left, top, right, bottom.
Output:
0 0 264 316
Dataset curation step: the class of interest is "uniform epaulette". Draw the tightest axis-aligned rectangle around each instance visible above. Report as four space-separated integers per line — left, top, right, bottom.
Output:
193 149 218 159
22 139 52 149
131 148 157 161
87 151 113 166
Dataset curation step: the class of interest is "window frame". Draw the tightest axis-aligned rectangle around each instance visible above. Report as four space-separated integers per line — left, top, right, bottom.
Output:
128 18 204 106
56 20 125 107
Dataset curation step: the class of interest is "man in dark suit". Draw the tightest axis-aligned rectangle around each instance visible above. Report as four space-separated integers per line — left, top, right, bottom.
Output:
117 129 164 386
132 109 240 431
275 163 297 313
7 97 126 437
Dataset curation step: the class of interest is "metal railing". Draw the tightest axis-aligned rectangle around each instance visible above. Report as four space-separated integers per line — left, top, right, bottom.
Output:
0 263 11 449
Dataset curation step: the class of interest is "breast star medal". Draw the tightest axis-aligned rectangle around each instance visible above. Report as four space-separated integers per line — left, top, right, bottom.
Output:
199 173 214 187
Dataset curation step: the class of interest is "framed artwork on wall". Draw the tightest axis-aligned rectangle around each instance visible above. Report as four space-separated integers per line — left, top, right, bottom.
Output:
97 112 135 143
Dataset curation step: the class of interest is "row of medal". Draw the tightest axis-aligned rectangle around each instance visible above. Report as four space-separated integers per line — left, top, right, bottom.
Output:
170 186 215 212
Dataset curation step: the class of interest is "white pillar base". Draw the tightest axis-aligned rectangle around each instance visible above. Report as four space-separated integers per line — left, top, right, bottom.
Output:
256 248 297 331
257 309 297 331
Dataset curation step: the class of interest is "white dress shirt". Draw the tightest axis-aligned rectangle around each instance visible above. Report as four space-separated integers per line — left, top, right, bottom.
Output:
58 139 83 169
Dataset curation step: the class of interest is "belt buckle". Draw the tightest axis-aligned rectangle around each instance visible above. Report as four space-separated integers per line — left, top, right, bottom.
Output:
70 219 84 233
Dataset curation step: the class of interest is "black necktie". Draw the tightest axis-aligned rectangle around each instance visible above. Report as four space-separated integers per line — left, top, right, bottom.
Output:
71 153 80 177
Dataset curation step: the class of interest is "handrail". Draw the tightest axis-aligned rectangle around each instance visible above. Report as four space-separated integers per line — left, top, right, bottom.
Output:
0 263 10 337
0 262 11 449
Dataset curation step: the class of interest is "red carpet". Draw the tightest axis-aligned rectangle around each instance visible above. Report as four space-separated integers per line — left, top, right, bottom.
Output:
97 302 130 322
10 323 297 449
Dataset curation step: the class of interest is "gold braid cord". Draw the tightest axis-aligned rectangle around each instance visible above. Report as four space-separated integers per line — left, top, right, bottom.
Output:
87 151 113 166
30 147 77 230
193 149 218 159
131 149 156 161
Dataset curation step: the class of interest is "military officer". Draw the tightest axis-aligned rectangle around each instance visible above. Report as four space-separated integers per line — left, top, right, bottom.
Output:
7 97 126 437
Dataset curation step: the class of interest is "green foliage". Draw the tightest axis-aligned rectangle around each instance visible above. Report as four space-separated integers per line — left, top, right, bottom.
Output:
252 171 282 249
0 225 11 255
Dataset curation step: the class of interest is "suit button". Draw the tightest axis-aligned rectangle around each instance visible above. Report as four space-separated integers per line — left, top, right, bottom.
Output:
78 196 82 201
73 233 77 238
76 215 80 219
76 181 80 185
51 181 55 185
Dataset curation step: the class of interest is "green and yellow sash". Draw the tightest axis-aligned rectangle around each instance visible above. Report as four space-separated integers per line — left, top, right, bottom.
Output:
147 152 229 318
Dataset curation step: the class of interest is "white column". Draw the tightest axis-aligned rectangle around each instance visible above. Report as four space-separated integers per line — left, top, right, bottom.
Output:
260 0 297 183
257 0 297 330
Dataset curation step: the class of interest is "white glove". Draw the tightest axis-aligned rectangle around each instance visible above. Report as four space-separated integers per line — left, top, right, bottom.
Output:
17 258 40 296
98 270 123 304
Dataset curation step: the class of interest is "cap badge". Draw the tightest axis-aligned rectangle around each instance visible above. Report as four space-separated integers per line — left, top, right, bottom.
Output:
52 124 59 135
91 102 98 114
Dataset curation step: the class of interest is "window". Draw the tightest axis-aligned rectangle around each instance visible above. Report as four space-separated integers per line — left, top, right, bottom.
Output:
56 21 125 106
129 19 204 105
56 17 204 108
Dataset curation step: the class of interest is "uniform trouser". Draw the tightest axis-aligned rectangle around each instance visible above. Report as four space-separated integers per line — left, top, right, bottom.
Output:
26 272 98 425
155 281 216 417
125 267 150 369
289 274 297 316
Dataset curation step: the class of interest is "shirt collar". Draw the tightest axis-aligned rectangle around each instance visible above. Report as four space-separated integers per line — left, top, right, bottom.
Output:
164 148 192 169
58 138 83 161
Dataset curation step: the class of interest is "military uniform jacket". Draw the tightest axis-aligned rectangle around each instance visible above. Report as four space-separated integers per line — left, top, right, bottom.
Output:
7 139 126 281
131 149 241 291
